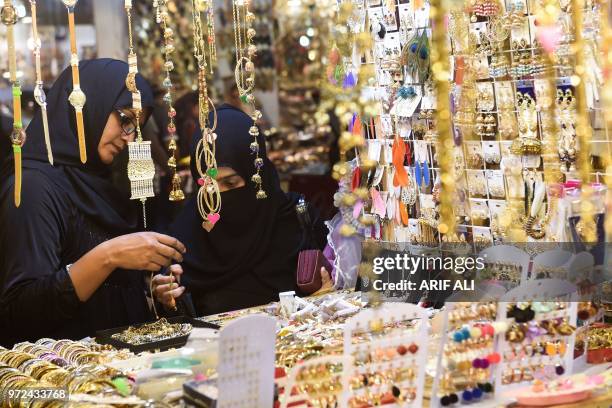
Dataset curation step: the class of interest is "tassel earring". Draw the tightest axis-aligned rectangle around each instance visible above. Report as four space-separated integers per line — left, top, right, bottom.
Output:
415 161 422 186
423 161 431 186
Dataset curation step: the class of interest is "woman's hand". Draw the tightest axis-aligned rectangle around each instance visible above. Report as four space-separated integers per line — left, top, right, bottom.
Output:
313 267 335 296
103 232 186 272
152 265 185 310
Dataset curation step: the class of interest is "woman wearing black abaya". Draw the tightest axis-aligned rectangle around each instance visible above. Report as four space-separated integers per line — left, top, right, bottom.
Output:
153 105 327 316
0 59 185 347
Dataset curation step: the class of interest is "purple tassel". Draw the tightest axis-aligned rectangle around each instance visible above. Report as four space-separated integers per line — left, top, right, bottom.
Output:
348 113 357 133
342 72 356 89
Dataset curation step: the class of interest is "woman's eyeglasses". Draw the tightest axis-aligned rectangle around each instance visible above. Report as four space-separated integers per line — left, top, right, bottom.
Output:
116 110 137 135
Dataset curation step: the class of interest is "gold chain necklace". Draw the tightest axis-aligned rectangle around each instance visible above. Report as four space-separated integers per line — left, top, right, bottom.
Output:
61 0 87 164
193 0 221 232
124 0 155 229
29 0 52 165
232 0 266 199
2 0 25 207
154 0 184 202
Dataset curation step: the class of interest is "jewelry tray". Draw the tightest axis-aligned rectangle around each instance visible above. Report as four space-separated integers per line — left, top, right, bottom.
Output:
95 316 220 353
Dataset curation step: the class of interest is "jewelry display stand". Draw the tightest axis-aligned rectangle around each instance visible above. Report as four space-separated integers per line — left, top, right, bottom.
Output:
343 303 429 407
217 315 276 408
494 279 578 393
280 355 352 408
431 302 512 408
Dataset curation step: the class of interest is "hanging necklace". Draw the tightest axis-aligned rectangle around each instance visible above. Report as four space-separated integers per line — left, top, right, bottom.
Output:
29 0 52 165
232 0 266 199
2 0 26 207
154 0 184 202
124 0 155 229
61 0 87 164
192 0 221 232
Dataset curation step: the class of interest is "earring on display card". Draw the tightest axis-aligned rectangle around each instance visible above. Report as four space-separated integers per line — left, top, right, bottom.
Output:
423 161 431 186
415 161 422 186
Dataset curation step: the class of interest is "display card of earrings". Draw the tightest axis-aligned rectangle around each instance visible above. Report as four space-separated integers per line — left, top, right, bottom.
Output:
362 0 454 248
493 279 578 393
431 301 511 408
342 303 429 407
449 0 597 247
216 314 276 408
280 355 352 408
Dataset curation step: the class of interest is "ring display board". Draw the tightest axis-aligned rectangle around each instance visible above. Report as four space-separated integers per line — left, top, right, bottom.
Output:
343 303 429 407
217 314 276 408
494 279 578 393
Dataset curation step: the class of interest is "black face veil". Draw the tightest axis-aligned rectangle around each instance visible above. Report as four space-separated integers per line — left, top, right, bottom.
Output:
171 104 303 298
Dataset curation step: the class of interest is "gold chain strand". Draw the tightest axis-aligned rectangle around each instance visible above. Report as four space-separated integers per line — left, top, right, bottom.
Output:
2 0 26 207
124 0 155 230
62 0 87 164
30 0 52 165
571 0 597 242
206 1 217 73
193 0 221 232
430 0 456 238
155 0 184 202
232 0 266 199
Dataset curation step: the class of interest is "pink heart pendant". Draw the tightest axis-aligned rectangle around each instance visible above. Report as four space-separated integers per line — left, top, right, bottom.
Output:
202 213 221 232
207 213 220 225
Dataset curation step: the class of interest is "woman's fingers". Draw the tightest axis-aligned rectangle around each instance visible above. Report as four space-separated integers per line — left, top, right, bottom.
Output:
155 242 183 263
152 274 175 286
169 264 183 284
163 286 185 302
153 282 179 297
150 253 172 268
153 233 187 254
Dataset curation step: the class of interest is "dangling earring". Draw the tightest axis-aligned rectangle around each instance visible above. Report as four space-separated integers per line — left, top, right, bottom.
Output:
416 30 430 81
415 161 422 186
423 161 431 186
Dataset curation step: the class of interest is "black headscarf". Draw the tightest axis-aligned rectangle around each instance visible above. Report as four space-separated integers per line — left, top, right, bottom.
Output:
1 58 154 233
170 104 303 297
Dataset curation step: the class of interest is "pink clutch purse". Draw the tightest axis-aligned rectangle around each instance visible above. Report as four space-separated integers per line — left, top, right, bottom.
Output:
296 249 332 295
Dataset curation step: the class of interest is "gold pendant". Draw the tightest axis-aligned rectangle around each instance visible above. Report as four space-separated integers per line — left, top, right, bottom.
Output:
201 220 215 232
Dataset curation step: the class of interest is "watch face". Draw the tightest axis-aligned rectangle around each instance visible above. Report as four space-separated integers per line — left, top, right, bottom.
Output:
34 85 47 106
68 89 86 108
1 5 17 25
125 73 138 93
10 128 26 146
62 0 79 8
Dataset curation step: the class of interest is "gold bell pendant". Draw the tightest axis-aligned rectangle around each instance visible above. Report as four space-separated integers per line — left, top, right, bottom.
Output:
167 139 185 201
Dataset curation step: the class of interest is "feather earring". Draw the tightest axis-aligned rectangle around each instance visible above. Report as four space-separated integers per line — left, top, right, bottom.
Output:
423 161 431 186
416 30 430 82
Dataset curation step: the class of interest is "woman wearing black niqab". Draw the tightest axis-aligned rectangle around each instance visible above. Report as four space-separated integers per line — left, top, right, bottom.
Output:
0 59 186 347
158 105 327 316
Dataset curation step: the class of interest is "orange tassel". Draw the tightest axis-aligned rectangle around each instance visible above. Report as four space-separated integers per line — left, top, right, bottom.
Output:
13 145 21 208
392 135 408 187
399 200 409 226
329 46 340 65
76 111 87 163
352 116 363 136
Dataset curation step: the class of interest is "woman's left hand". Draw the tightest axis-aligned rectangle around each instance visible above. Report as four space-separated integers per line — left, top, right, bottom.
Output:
152 264 185 310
